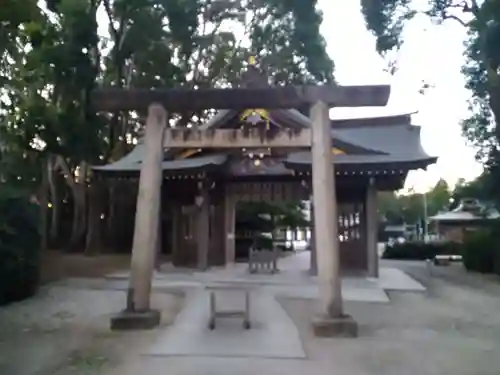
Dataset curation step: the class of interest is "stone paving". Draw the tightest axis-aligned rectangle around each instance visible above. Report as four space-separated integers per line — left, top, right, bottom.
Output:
106 251 426 303
104 252 428 368
146 289 305 358
106 259 500 375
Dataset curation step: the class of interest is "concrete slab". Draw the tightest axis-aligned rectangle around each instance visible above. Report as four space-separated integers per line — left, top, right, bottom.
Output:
145 290 306 359
265 284 390 303
374 268 425 292
104 252 424 304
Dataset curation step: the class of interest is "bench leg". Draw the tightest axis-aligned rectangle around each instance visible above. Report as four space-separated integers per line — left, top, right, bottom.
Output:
243 291 251 329
209 291 216 330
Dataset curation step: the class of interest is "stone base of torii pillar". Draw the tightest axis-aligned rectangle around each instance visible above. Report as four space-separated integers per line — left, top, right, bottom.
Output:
309 101 358 338
110 104 165 330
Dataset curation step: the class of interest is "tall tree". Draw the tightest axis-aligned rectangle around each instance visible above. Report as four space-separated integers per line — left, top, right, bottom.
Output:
100 0 334 159
427 178 451 214
361 0 500 198
2 0 103 248
2 0 334 251
451 171 496 208
98 0 334 249
377 179 451 225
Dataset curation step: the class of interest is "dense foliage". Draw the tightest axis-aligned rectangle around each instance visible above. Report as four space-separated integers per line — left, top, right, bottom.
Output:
1 0 333 253
383 222 500 276
462 222 500 274
378 178 451 225
0 188 41 305
382 241 458 260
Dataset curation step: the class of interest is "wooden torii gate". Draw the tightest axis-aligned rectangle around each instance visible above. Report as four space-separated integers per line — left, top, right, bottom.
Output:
93 82 390 337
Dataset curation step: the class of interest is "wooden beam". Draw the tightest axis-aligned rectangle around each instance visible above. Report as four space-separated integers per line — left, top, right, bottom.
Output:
163 128 311 148
91 85 390 112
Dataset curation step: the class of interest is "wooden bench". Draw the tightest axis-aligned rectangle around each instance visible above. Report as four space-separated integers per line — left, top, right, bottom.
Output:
205 284 256 330
433 254 463 266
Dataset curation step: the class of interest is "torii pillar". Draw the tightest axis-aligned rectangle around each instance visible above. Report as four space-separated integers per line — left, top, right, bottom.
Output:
310 101 357 337
110 103 166 330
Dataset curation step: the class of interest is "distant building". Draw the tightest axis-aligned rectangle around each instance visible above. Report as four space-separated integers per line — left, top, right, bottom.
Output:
429 198 499 242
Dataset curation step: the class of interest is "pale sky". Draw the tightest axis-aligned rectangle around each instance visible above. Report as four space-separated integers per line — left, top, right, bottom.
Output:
318 0 483 192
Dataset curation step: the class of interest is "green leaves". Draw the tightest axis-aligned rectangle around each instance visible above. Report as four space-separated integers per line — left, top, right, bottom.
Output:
2 0 335 189
237 200 309 235
361 0 414 55
378 179 451 225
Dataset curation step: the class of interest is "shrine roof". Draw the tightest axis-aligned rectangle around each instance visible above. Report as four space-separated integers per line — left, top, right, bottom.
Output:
93 150 226 173
284 122 435 167
91 57 435 177
92 120 435 176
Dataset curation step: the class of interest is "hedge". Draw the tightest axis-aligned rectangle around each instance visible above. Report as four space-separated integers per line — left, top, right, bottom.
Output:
0 188 41 305
462 223 500 274
382 241 460 260
383 222 500 276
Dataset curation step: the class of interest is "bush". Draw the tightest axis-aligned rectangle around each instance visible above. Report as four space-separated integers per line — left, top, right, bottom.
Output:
382 241 459 260
462 225 500 274
0 188 41 305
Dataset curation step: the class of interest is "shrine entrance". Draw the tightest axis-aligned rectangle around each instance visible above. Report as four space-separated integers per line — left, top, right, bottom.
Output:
91 58 390 336
230 181 307 272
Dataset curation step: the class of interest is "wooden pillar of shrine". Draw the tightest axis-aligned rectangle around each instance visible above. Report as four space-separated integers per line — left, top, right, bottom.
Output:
196 182 210 270
209 190 226 266
110 103 165 330
224 188 236 265
366 178 378 278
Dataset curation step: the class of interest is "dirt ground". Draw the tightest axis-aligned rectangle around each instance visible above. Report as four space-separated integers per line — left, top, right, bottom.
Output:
4 258 500 375
0 287 184 375
278 261 500 375
40 250 172 282
1 251 180 375
40 251 132 283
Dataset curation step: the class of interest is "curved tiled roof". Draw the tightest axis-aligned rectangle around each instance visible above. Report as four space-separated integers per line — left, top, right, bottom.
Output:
92 108 435 174
93 152 227 172
282 118 435 170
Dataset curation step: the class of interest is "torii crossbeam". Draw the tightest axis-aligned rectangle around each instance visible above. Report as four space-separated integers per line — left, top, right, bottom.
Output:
91 84 390 112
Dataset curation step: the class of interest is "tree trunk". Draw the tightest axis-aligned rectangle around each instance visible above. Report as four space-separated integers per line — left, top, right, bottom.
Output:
47 155 60 244
69 162 89 249
107 184 116 249
39 157 50 251
55 156 89 251
85 178 103 256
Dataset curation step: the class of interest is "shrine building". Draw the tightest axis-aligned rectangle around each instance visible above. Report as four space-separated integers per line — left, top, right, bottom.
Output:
92 63 436 277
